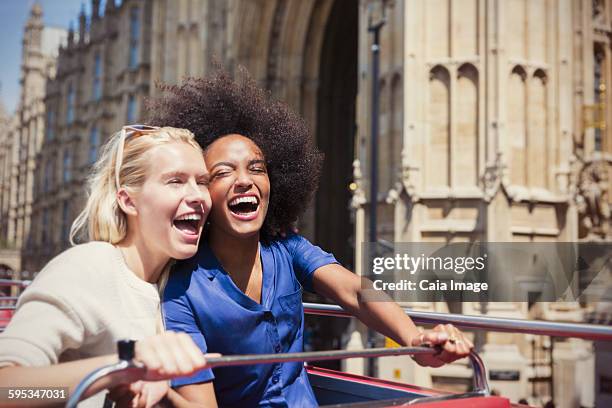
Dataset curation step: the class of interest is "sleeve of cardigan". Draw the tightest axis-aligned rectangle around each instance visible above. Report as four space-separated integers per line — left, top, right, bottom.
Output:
0 268 85 367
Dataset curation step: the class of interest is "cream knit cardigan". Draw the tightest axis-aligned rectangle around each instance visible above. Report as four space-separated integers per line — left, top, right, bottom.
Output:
0 241 162 405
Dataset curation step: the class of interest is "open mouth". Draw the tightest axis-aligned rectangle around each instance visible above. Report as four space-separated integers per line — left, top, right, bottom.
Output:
173 213 203 236
228 195 260 217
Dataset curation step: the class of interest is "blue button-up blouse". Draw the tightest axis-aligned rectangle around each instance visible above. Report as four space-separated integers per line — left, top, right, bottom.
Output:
162 234 338 408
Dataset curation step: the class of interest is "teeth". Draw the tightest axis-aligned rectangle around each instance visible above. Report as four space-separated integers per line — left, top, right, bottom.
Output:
175 213 202 221
229 196 258 206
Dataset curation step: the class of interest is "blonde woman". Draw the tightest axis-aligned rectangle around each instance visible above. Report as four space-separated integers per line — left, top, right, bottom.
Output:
0 125 214 407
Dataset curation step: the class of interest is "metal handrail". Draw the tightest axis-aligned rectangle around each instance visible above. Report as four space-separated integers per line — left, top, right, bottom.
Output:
0 279 31 288
4 278 608 339
65 359 144 408
408 351 490 405
67 343 490 407
0 280 26 312
6 297 607 405
304 302 612 341
205 346 437 368
66 340 145 408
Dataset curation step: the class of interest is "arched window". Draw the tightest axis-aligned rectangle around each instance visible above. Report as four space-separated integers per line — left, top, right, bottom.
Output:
508 66 527 186
528 69 548 188
129 7 140 68
41 208 49 244
61 200 71 244
177 26 187 79
127 95 136 122
89 126 100 164
93 52 102 100
455 64 479 186
46 110 55 140
594 44 605 152
189 26 200 76
428 65 451 187
43 160 53 193
66 84 75 125
63 149 72 183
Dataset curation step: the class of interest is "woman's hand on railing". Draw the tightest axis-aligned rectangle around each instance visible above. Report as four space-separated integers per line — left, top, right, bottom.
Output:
134 331 210 381
104 331 213 407
67 334 217 408
410 324 474 367
108 380 169 408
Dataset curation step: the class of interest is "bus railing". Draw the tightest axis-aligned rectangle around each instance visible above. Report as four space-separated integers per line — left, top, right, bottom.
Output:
1 277 610 405
303 302 612 341
3 279 610 341
1 277 611 340
65 302 611 406
66 341 489 408
0 279 31 288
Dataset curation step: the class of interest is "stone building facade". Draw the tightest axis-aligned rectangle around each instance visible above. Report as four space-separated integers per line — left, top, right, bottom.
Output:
0 0 610 406
25 0 155 271
0 4 66 280
372 2 608 406
23 0 229 270
0 98 18 284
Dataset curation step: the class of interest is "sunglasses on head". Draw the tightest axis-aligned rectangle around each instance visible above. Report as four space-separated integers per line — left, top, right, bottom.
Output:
115 124 161 190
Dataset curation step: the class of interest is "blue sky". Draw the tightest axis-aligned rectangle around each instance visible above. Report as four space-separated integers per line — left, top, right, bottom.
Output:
0 0 99 114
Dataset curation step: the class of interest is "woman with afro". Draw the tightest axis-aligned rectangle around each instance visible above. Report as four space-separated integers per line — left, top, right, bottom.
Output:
149 70 472 408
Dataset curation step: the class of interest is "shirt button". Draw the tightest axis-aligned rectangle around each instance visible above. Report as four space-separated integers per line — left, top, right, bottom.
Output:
263 311 273 321
272 375 279 384
275 345 281 352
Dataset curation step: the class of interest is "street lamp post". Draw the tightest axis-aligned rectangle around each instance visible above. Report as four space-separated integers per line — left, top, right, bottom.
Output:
367 0 388 378
368 4 386 250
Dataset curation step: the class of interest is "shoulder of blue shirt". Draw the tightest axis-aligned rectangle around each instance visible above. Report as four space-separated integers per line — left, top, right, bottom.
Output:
167 233 309 277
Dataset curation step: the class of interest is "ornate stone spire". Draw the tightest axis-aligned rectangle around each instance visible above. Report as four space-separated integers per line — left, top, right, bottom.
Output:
92 0 100 19
23 2 43 61
78 3 87 43
31 2 43 18
105 0 116 13
67 21 75 46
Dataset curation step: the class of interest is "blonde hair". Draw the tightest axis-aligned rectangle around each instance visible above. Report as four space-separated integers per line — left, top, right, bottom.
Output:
70 126 202 246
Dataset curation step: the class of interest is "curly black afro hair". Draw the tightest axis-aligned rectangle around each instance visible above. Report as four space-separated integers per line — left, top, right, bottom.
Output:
147 69 323 239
